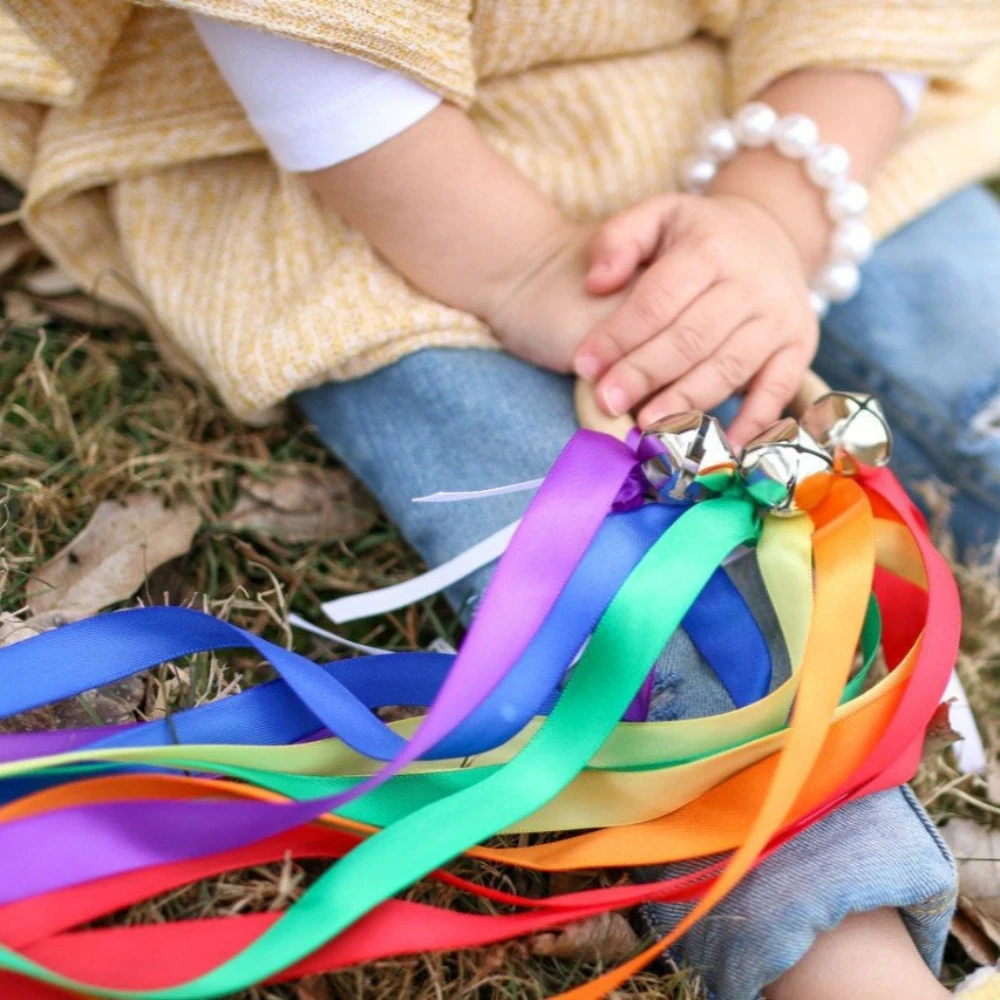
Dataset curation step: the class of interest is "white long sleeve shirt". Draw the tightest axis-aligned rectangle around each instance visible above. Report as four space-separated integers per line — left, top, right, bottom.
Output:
193 13 927 173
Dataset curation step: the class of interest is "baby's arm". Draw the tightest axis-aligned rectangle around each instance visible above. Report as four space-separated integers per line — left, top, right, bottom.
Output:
306 104 621 371
194 14 624 374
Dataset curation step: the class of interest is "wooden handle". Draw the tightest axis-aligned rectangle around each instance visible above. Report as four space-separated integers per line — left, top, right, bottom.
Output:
573 379 635 441
789 370 831 417
574 371 832 438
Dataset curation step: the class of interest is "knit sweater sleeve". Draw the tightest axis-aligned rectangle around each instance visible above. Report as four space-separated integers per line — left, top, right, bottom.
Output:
0 0 132 105
721 1 1000 107
151 0 477 106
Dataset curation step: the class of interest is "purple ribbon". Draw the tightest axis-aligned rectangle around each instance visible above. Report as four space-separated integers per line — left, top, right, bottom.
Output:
337 430 639 801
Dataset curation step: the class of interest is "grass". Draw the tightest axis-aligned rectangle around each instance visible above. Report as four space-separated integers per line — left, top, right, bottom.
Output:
1 287 999 998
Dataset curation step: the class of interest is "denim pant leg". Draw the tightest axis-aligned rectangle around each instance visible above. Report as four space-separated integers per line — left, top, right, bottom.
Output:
295 347 956 1000
295 348 577 618
816 184 1000 558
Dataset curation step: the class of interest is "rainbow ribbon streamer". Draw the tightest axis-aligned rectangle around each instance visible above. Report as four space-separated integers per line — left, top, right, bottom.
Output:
0 423 960 999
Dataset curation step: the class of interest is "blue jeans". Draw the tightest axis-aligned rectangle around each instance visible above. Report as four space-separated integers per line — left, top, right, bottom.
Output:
815 184 1000 558
291 185 1000 999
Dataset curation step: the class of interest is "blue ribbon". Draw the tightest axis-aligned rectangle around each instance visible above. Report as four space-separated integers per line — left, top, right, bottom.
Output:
0 505 771 769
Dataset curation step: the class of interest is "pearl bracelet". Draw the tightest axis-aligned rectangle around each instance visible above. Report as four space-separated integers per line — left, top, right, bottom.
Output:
680 102 873 317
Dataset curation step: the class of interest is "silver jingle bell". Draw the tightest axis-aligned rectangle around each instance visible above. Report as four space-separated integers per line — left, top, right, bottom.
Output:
739 417 835 516
799 391 892 473
641 411 738 503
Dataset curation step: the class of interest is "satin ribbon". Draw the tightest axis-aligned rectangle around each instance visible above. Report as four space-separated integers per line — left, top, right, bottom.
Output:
0 498 758 997
0 448 957 997
19 430 639 829
1 482 908 992
0 521 771 766
0 509 852 911
550 472 958 1000
0 628 931 996
0 504 876 916
0 591 880 862
0 494 888 1000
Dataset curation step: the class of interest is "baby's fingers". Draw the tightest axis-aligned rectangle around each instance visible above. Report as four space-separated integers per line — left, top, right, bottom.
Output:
585 195 677 296
636 318 775 427
574 246 716 387
727 348 813 449
593 283 749 417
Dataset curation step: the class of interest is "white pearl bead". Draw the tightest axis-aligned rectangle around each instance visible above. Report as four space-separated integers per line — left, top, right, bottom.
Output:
680 154 718 191
830 220 874 264
815 261 861 302
808 289 830 318
773 113 819 159
734 103 778 147
805 143 851 188
699 119 739 162
826 180 870 221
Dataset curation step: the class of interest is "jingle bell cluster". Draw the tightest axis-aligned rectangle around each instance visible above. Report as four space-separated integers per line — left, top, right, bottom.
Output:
641 391 892 515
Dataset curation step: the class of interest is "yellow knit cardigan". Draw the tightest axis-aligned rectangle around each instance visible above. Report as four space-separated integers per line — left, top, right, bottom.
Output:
3 0 1000 421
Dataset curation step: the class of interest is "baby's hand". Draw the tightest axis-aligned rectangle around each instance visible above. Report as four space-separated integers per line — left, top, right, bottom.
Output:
572 193 818 447
485 225 631 374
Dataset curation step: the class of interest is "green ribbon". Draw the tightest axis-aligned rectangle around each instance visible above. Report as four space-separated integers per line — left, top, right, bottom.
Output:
30 593 879 836
0 498 758 998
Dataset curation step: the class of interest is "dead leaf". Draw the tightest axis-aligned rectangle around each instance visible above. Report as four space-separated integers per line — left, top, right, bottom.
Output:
53 676 146 728
962 892 1000 953
3 289 48 327
225 467 375 543
0 676 144 734
0 609 76 647
987 760 1000 807
944 818 1000 953
0 706 60 735
548 871 599 896
0 612 32 648
952 906 1000 967
0 224 31 277
27 494 201 617
144 555 201 608
924 700 962 758
375 704 423 724
28 291 143 331
22 264 76 297
945 818 1000 922
529 912 638 962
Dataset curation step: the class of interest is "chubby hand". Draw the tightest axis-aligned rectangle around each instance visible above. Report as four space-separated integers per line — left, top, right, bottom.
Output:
484 224 631 374
572 192 819 447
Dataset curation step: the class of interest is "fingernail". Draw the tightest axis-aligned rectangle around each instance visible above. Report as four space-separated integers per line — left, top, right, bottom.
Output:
574 353 601 380
602 385 627 417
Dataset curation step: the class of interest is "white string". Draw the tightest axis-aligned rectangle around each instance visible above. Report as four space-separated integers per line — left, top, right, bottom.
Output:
288 613 391 655
412 479 543 503
321 520 520 624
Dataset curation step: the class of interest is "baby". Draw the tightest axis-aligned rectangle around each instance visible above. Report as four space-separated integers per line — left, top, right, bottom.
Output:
5 2 1000 997
191 15 984 999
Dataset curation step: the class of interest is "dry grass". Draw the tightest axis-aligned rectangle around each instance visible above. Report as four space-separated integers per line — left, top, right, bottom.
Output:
1 286 999 997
